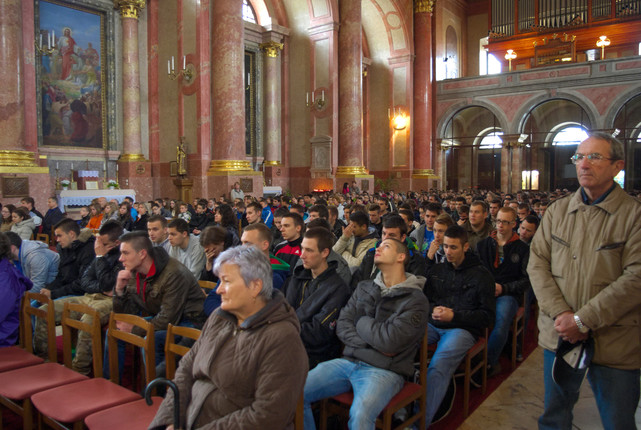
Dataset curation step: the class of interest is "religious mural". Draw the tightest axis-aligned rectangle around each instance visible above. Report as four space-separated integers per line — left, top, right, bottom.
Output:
38 0 105 149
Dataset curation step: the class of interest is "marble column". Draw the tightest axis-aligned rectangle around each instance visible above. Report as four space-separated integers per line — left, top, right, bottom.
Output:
0 0 25 154
261 41 283 186
0 0 50 206
208 0 260 197
336 0 367 177
412 0 436 188
115 0 152 200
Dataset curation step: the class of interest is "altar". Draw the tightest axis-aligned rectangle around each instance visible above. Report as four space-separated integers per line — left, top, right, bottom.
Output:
55 189 136 212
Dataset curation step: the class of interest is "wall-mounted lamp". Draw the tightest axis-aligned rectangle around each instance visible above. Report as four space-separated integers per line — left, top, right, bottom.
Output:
505 49 517 72
596 35 610 59
388 107 408 131
306 90 326 111
167 55 194 83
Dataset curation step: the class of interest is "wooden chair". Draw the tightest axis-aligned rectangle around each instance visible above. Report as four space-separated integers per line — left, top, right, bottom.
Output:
198 279 217 296
0 301 101 430
319 328 429 430
295 393 304 430
36 233 49 245
83 324 203 430
455 328 488 418
31 313 153 430
510 300 526 370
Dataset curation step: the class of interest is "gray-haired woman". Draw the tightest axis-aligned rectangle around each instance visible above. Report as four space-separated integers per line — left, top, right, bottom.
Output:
150 245 308 430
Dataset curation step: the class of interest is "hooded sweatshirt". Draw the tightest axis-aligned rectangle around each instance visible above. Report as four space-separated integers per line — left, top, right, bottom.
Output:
0 259 32 346
18 239 59 293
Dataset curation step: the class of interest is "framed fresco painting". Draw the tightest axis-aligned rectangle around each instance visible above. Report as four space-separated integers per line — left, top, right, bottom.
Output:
37 0 107 149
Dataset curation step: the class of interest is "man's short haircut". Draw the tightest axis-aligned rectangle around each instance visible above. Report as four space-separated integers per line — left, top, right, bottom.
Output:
282 212 305 233
434 213 455 228
368 204 381 213
398 209 414 222
289 203 305 214
351 204 367 215
304 227 333 253
470 200 488 213
425 202 443 215
348 210 369 227
214 245 273 300
454 196 466 203
491 198 502 206
458 204 470 214
246 201 262 213
517 203 530 211
21 197 35 207
167 218 190 234
243 223 273 247
55 218 80 236
235 201 245 209
0 232 11 260
273 207 290 219
147 214 168 227
5 231 21 249
200 226 228 247
327 205 338 218
99 220 124 243
382 214 408 236
197 198 208 208
49 196 58 205
444 225 469 244
589 131 624 161
13 207 31 220
124 196 134 203
309 204 329 219
384 238 410 269
307 218 332 232
498 206 517 221
523 214 540 228
120 231 153 254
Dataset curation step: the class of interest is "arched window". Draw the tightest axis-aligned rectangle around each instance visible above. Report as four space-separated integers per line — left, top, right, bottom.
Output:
552 126 589 146
479 131 503 149
242 0 257 23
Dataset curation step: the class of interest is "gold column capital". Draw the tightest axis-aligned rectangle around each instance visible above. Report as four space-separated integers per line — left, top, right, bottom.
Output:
259 41 284 58
114 0 146 19
414 0 436 14
118 153 147 162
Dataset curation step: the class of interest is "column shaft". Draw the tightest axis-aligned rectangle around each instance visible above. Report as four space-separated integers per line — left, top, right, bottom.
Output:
337 0 365 174
263 52 281 164
121 16 144 160
413 10 433 175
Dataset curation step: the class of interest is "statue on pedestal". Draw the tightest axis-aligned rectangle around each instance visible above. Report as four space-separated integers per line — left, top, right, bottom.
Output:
177 136 187 177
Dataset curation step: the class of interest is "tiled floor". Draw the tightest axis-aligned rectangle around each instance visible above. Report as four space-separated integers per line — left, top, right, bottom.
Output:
459 347 641 429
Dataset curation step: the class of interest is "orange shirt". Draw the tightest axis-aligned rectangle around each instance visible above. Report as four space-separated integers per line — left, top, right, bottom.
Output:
87 214 103 230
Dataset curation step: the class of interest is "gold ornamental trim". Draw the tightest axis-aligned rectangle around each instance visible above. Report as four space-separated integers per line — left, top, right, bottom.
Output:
114 0 146 19
264 160 282 166
412 169 438 178
414 0 436 14
0 150 39 167
119 153 147 162
259 42 284 58
335 165 369 176
207 160 261 176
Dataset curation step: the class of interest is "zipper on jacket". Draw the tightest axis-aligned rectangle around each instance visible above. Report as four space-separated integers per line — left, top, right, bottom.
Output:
321 308 338 325
300 280 310 306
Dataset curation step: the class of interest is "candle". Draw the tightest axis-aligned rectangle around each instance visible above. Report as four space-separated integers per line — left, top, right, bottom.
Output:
116 164 119 172
171 56 175 72
56 162 59 169
52 30 54 44
40 34 42 48
183 55 186 70
103 161 106 171
322 90 325 101
167 60 170 75
70 162 73 170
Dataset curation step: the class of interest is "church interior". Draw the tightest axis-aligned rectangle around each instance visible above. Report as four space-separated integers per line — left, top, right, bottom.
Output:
0 0 640 206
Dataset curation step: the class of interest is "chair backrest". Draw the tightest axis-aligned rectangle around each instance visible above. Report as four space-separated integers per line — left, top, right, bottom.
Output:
164 324 202 379
23 292 57 362
418 327 428 389
107 312 155 386
198 280 217 296
61 302 103 376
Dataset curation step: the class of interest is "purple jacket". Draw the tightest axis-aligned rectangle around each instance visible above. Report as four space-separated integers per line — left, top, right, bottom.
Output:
0 259 32 347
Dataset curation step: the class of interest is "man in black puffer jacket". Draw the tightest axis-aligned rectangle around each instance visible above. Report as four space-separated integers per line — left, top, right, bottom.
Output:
284 227 351 369
423 225 495 427
303 238 429 430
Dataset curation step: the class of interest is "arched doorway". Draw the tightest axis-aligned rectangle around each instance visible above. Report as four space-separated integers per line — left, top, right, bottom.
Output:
613 93 641 190
521 99 591 191
442 106 503 190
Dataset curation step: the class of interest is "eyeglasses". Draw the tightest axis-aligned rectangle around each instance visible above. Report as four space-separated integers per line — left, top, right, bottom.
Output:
570 153 615 165
496 219 514 225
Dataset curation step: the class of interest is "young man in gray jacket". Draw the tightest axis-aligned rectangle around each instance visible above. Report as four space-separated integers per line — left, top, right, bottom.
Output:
303 238 429 430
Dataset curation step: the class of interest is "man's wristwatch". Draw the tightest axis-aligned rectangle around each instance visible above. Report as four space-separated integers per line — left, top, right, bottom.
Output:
574 314 590 333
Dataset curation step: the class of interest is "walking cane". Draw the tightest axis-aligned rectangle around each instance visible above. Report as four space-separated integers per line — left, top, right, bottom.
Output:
146 377 182 430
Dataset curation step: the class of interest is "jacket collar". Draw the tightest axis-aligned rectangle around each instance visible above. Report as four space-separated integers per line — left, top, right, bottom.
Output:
568 184 624 215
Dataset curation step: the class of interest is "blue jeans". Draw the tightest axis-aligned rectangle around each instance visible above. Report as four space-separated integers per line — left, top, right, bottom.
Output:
425 324 476 426
304 358 404 430
487 295 519 366
540 348 640 430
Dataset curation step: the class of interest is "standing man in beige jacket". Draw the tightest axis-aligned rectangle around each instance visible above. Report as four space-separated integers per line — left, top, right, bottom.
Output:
528 131 641 430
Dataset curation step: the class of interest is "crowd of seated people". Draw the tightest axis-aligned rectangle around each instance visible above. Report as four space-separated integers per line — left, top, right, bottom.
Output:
0 185 562 428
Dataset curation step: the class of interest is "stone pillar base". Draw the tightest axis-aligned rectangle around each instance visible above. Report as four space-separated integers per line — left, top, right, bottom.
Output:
335 173 375 194
0 171 52 208
264 164 290 189
174 178 194 204
411 169 438 192
207 173 264 201
117 159 152 201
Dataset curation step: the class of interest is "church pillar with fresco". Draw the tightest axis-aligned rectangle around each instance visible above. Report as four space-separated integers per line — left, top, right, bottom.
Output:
335 0 373 190
412 0 438 190
0 0 50 206
115 0 152 201
207 0 262 199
